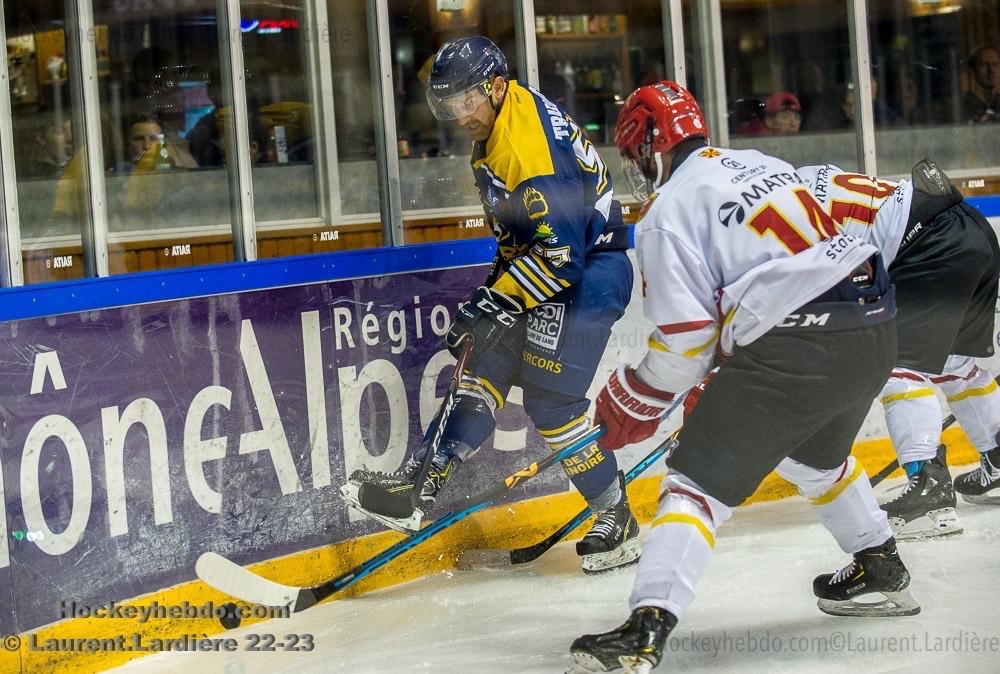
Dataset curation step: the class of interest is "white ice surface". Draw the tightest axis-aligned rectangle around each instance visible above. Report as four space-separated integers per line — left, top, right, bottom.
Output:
114 478 1000 674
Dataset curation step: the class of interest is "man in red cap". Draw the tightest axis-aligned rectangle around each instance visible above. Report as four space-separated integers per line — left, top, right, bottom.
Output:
763 90 803 134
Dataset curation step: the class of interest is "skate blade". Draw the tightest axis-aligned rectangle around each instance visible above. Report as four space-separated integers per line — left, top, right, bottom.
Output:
581 538 641 575
339 482 424 534
959 490 1000 505
456 548 513 570
890 508 963 540
817 588 921 617
566 652 653 673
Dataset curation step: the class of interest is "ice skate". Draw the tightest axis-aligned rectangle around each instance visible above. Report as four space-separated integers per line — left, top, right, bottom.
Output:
576 473 641 574
880 447 962 539
814 537 920 616
339 453 461 534
954 445 1000 505
567 606 676 673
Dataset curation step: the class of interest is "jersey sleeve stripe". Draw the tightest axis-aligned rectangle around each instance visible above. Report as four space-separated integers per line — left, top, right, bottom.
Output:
656 319 716 335
519 255 565 293
509 264 553 301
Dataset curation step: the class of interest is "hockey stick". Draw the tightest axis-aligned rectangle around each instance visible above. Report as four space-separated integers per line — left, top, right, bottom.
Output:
196 424 604 613
868 377 998 487
357 339 473 519
460 432 679 569
458 394 687 569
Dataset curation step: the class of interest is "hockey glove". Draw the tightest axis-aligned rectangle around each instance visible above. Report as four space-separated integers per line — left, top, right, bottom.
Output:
594 365 675 451
447 286 521 358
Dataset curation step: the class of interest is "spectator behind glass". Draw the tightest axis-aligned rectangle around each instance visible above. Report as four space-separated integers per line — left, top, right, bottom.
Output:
121 115 198 173
14 114 73 179
964 45 1000 124
820 77 902 129
762 91 802 135
728 97 766 136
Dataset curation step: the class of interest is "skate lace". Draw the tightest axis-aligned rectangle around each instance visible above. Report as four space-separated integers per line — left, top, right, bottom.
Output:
890 473 920 502
373 456 422 479
979 454 1000 487
587 510 619 539
830 560 857 585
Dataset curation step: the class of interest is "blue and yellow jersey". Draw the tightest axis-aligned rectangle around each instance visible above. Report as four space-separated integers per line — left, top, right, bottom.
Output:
472 80 616 311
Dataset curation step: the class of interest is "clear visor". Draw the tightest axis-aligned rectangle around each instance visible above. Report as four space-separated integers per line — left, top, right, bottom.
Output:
426 83 490 120
622 157 651 202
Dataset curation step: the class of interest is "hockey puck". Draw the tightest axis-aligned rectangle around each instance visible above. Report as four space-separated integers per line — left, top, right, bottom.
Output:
218 602 242 630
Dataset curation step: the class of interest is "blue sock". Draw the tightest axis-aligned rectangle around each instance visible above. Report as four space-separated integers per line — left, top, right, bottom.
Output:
903 460 926 478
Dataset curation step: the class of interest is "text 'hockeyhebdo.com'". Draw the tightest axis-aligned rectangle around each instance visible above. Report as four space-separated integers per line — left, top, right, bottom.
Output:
666 629 1000 657
58 600 290 623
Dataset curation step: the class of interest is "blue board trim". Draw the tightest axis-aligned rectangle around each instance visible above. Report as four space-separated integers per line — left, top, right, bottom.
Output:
0 238 498 323
968 196 1000 218
1 192 997 323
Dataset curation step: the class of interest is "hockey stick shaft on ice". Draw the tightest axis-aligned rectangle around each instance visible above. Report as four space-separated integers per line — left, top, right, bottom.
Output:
196 424 604 613
503 395 686 566
868 372 1000 487
357 339 472 518
509 432 679 565
869 411 956 487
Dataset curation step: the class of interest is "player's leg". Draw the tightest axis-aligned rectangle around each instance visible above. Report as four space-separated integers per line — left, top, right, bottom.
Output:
877 368 960 538
569 320 902 672
523 389 637 573
776 455 918 616
342 335 518 531
934 356 1000 504
883 197 1000 512
522 249 635 573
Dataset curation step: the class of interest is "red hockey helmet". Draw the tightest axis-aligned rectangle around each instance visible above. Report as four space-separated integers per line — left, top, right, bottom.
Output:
614 81 709 162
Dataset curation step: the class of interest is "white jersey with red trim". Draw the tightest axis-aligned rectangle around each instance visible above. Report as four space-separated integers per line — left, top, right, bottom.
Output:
797 164 914 267
633 147 879 394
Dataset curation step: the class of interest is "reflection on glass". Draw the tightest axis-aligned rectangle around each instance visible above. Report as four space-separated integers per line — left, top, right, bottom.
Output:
714 0 858 169
534 1 664 147
869 0 1000 175
5 1 91 284
388 0 518 241
92 0 236 273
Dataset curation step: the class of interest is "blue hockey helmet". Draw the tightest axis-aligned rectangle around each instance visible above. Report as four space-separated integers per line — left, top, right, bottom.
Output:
426 36 508 120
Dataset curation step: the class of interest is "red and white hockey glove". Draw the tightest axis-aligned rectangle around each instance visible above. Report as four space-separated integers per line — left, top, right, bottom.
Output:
683 368 719 422
594 366 675 451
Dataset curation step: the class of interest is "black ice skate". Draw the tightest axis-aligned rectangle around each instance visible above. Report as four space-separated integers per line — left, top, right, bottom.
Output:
576 472 641 574
339 453 461 533
567 606 677 674
954 445 1000 505
813 537 920 617
880 446 962 539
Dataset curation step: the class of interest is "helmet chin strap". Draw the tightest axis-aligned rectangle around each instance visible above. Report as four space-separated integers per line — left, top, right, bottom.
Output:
653 152 665 188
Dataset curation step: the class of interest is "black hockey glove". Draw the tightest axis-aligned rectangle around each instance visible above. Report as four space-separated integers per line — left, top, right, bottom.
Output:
447 286 522 358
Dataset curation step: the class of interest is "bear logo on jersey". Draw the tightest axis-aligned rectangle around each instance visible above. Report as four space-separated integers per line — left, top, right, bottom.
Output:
718 201 745 227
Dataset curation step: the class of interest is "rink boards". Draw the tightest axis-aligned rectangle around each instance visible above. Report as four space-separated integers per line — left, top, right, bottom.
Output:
0 229 994 673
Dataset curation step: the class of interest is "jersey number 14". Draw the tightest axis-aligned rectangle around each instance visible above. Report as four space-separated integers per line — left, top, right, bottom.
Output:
748 188 839 254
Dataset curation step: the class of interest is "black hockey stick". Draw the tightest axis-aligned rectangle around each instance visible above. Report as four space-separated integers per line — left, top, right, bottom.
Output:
868 373 1000 487
870 412 957 487
196 424 604 613
357 338 473 518
460 432 680 569
459 394 687 569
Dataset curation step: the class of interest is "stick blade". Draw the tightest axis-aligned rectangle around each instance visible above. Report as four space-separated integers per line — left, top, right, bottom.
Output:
455 548 514 570
357 483 418 518
196 552 299 609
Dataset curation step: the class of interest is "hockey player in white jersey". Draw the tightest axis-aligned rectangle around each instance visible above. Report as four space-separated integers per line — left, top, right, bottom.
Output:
568 81 916 674
797 163 1000 538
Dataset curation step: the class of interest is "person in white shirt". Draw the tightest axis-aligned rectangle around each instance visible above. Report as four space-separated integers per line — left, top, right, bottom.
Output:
796 163 1000 538
568 81 916 674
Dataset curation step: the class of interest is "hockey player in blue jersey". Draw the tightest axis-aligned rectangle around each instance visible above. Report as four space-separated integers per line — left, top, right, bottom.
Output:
341 36 638 573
